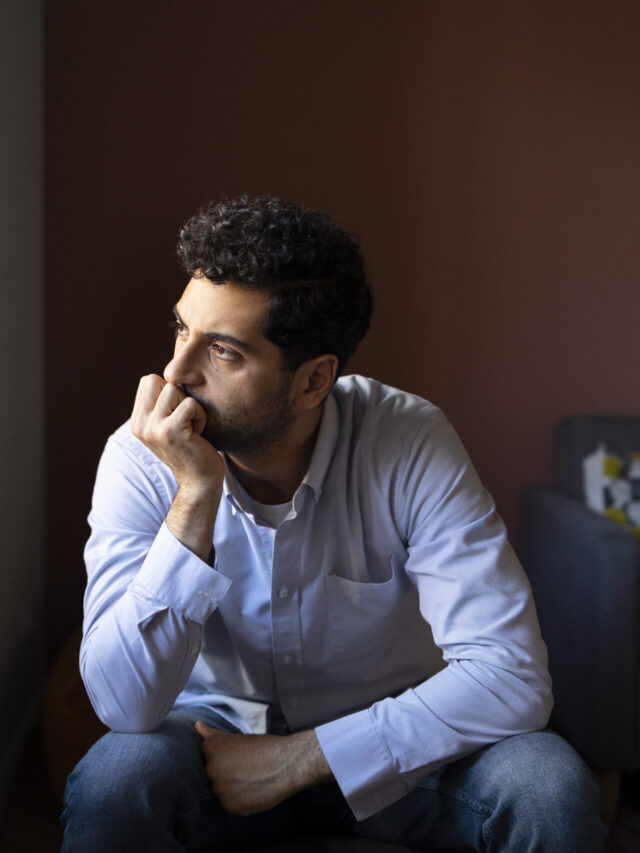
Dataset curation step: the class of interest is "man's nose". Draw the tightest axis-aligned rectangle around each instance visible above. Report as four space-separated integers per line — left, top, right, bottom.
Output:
163 342 204 387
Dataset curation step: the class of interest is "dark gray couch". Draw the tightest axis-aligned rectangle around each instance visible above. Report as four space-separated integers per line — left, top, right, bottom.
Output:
520 415 640 772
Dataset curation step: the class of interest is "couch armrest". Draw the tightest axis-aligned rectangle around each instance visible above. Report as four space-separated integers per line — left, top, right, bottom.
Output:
520 485 640 771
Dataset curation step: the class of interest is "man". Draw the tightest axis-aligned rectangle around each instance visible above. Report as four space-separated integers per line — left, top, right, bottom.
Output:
62 196 606 852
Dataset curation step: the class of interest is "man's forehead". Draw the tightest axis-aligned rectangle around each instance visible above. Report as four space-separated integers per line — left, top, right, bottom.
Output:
178 278 269 325
176 278 273 350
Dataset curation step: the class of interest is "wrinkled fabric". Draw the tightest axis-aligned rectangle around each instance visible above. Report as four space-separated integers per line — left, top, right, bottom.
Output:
61 710 606 852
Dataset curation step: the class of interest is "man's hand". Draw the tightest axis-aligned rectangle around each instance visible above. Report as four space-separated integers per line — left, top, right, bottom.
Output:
194 722 333 816
131 375 224 560
131 375 222 487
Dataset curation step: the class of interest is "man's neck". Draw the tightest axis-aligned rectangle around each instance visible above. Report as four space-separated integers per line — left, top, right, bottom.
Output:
225 407 323 505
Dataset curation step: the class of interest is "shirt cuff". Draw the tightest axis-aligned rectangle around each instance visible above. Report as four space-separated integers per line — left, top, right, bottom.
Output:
315 707 409 821
129 522 232 624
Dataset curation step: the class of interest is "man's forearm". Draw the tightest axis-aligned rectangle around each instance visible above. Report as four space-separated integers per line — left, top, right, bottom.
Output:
166 483 221 563
195 723 333 815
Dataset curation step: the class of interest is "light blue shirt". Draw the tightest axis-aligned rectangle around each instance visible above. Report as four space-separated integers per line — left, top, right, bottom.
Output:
82 375 552 821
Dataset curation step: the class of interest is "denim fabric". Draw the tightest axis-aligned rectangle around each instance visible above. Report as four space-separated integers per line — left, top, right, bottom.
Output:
61 707 607 853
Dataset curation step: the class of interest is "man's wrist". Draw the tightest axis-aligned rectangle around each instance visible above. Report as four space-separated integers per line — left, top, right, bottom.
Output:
175 479 222 505
288 729 333 789
166 482 221 563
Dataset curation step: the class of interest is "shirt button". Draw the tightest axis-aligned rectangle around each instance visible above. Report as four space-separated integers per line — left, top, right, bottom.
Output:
283 654 293 665
277 587 289 599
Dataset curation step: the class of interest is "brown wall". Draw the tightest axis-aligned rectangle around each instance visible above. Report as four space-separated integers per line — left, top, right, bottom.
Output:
46 0 640 656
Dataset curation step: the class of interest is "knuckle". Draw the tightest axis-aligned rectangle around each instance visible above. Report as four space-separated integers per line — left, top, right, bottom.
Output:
157 423 172 443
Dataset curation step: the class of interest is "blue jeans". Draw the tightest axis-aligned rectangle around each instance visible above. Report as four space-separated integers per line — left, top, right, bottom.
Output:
60 706 607 852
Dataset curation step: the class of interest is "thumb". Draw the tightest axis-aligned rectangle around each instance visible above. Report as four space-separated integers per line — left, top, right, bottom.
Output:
195 720 220 738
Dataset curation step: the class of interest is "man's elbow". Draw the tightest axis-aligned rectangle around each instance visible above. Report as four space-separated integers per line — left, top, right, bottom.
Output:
82 670 168 734
90 700 167 734
518 674 554 734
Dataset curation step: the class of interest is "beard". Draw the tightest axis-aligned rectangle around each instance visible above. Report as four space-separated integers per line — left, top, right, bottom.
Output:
180 375 295 456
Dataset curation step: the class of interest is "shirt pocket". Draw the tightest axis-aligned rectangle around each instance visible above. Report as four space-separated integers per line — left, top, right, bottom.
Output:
324 554 409 661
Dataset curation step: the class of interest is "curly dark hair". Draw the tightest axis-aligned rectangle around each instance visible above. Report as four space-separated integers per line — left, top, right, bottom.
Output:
177 195 373 376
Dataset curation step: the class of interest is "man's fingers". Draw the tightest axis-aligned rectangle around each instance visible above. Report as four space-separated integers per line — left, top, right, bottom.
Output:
133 374 167 417
195 720 223 739
160 392 207 440
154 381 188 417
133 379 205 437
131 375 167 437
176 396 207 435
130 374 222 490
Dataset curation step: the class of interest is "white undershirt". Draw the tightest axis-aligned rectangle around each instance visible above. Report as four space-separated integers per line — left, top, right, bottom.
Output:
235 481 292 529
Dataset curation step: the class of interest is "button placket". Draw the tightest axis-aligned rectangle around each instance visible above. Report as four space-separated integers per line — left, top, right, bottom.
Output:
270 522 306 725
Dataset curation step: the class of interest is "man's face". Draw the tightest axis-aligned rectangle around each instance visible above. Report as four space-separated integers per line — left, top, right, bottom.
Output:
164 277 295 456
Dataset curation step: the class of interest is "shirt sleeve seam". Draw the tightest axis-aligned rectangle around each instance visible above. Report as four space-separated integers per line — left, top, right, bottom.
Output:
393 408 441 541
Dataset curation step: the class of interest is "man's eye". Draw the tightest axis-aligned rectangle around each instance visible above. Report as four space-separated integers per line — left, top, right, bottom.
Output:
170 320 186 337
212 343 240 361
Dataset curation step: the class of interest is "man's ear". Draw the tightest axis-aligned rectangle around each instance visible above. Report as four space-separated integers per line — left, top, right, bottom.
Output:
292 355 339 411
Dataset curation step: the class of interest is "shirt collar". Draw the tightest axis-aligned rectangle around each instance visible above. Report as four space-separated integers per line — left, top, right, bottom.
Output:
298 390 340 501
222 469 242 514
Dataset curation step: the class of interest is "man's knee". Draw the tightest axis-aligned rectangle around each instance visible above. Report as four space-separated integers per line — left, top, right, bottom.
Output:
72 728 173 792
63 714 208 829
487 731 600 804
481 731 607 851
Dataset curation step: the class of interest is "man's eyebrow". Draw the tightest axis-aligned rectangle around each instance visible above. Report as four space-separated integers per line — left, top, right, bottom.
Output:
202 331 253 352
172 305 253 353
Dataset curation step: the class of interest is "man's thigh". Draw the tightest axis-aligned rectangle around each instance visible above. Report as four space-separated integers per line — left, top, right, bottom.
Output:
351 730 608 853
61 705 307 852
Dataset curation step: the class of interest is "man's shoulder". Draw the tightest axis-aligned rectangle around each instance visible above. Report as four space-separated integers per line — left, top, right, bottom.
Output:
331 375 441 434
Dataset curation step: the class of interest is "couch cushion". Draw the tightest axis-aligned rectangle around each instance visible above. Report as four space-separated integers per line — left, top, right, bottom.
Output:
582 443 640 538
